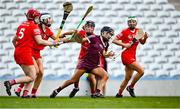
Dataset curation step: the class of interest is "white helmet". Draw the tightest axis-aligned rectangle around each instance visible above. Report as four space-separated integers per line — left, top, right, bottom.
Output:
39 12 52 27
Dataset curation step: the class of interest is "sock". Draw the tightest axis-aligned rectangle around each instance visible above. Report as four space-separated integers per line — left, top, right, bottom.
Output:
57 87 62 92
31 88 37 96
129 83 135 89
118 89 123 95
15 83 24 93
74 82 79 88
9 80 16 85
96 89 101 93
22 90 29 97
91 89 95 95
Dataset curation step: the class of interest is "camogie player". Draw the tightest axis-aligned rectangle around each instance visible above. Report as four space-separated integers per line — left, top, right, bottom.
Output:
61 21 107 98
4 9 59 97
14 12 58 98
68 21 98 98
113 16 148 98
50 26 115 98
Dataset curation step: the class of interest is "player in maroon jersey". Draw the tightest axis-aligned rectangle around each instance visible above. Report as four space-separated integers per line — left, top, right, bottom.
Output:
59 21 108 98
50 26 115 98
113 16 148 97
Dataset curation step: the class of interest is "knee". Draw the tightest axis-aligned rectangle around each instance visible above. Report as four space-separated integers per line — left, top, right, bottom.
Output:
139 68 144 76
103 74 109 81
29 76 36 82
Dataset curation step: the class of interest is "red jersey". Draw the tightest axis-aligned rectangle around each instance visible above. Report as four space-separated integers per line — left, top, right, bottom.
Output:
33 26 53 50
14 21 41 65
15 21 41 48
78 30 94 59
115 28 139 65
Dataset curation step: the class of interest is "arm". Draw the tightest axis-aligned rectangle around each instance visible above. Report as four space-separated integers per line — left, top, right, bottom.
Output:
12 35 17 47
113 39 132 48
139 32 148 44
62 29 77 36
34 35 58 46
103 50 115 58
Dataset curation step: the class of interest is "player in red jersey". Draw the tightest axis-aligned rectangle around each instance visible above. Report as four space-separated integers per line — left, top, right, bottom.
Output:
50 26 115 98
4 9 59 97
14 12 58 98
113 16 148 97
68 21 97 98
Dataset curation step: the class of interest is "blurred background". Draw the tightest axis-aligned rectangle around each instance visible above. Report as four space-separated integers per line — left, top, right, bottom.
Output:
0 0 180 96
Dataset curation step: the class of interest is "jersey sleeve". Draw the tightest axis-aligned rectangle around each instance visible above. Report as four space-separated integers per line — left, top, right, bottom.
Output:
78 30 86 38
32 24 41 36
46 27 54 37
115 30 126 40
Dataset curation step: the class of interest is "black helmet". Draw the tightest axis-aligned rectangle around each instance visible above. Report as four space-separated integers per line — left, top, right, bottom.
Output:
85 20 95 27
101 26 114 36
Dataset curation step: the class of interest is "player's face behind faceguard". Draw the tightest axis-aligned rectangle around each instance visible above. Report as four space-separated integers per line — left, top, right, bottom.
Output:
83 20 95 36
101 26 114 42
39 13 53 27
127 16 137 30
25 8 40 24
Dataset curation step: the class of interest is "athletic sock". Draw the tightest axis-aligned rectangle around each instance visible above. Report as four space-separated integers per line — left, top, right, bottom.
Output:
15 83 24 92
9 80 16 85
22 90 29 97
31 88 37 96
96 89 101 93
129 83 135 89
91 89 95 95
57 87 62 92
118 89 123 95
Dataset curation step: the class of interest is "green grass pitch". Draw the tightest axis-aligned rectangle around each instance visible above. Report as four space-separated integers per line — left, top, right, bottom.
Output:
0 96 180 108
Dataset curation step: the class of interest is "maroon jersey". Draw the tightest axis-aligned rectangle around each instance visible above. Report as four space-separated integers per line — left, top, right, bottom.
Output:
77 35 109 72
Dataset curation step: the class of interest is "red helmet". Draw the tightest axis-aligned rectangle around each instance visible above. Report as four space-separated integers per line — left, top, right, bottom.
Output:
26 8 40 20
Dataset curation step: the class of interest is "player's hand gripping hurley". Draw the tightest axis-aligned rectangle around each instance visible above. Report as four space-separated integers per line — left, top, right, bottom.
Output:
51 2 73 48
132 28 145 44
111 28 145 61
67 5 93 43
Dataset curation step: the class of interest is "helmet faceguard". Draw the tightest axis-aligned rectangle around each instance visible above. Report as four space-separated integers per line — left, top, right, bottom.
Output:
39 13 52 27
127 16 137 30
83 20 95 36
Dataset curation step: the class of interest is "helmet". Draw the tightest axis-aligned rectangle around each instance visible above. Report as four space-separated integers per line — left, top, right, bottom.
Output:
26 8 40 21
39 12 52 27
127 16 137 22
85 20 95 27
101 26 114 36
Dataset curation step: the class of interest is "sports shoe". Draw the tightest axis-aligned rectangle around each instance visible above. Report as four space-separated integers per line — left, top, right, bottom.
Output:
91 94 96 98
95 92 104 98
4 81 12 96
50 89 59 98
14 89 21 97
31 95 37 98
126 86 136 97
115 93 123 98
69 88 79 98
21 95 30 98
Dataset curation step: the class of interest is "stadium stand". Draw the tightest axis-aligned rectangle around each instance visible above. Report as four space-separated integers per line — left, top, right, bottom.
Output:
0 0 180 80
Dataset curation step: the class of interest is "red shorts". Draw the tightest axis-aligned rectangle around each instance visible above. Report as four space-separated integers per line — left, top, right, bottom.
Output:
121 52 136 65
32 49 41 60
14 47 34 65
